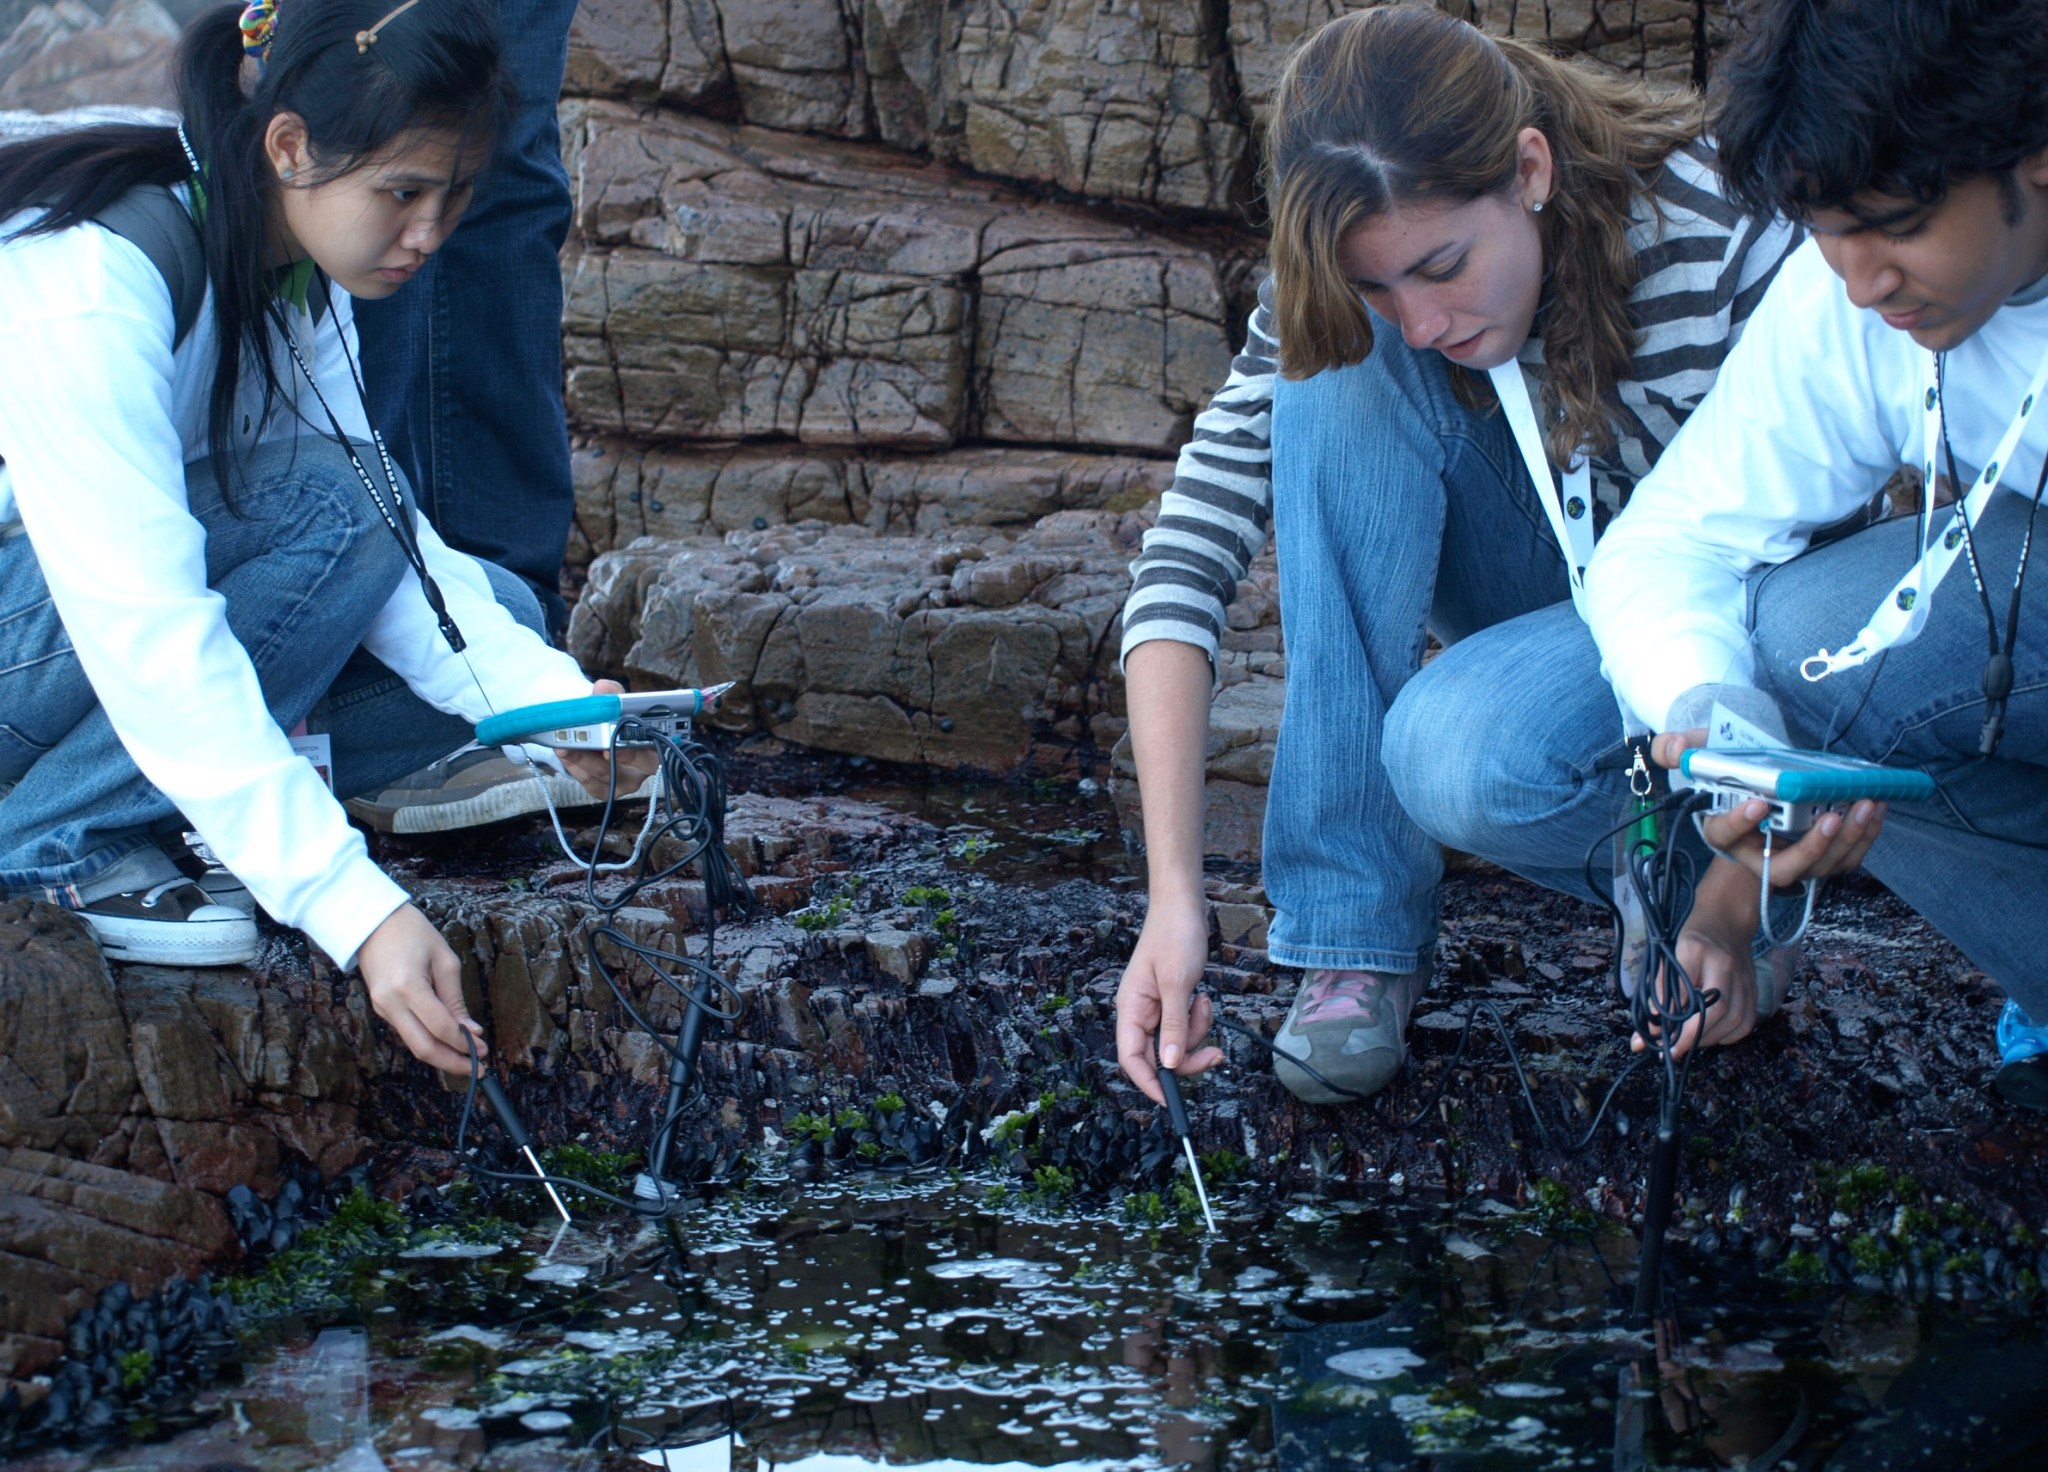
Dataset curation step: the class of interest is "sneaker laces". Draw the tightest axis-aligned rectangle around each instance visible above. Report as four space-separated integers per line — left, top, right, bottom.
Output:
139 878 192 909
1295 970 1390 1026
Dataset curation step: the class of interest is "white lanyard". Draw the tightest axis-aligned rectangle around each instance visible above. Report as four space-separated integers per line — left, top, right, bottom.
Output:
1488 361 1597 620
1488 361 1644 738
1801 344 2048 681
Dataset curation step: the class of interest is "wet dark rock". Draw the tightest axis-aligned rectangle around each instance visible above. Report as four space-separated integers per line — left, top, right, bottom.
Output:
9 770 2048 1423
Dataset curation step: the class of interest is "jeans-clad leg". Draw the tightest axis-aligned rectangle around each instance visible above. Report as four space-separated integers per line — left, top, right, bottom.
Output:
1263 332 1572 973
0 441 547 903
1746 496 2048 1014
1383 602 1632 906
312 560 547 801
354 0 581 637
0 440 409 900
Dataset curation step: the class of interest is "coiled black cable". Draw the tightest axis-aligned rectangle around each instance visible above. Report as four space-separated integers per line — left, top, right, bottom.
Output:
1213 787 1715 1163
456 717 755 1217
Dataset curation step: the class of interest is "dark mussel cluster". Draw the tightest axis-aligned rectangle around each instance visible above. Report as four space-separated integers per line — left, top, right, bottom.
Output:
0 1275 238 1452
1 1162 381 1454
788 1103 947 1175
661 1130 753 1187
1030 1101 1181 1193
225 1160 371 1258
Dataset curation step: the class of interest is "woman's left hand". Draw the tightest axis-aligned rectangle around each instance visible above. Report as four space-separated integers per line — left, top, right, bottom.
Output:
1632 856 1760 1059
555 679 662 799
1651 727 1886 888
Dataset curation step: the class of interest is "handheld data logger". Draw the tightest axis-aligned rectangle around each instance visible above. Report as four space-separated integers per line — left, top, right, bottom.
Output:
1678 746 1934 836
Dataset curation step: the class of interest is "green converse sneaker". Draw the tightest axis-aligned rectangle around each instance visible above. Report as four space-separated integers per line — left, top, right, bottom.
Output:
1272 966 1429 1105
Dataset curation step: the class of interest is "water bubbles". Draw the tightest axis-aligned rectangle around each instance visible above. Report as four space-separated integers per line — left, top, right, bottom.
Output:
525 1262 590 1286
398 1240 505 1260
926 1256 1063 1288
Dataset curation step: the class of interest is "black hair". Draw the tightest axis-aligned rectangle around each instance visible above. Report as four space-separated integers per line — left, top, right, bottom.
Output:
1713 0 2048 225
0 0 513 489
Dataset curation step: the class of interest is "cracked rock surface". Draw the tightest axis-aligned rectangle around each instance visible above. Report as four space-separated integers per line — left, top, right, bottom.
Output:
569 511 1154 770
560 103 1246 452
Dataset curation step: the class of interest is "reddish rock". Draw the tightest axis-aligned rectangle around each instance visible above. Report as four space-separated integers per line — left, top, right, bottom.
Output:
0 1146 236 1383
0 0 179 114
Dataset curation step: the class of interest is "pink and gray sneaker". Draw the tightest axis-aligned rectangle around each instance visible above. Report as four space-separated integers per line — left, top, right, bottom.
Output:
1272 966 1429 1105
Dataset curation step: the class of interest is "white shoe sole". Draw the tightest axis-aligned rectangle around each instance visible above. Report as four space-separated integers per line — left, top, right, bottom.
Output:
386 772 657 835
85 908 259 967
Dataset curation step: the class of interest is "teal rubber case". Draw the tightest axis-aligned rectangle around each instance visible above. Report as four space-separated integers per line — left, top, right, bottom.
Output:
1680 747 1935 803
476 695 623 747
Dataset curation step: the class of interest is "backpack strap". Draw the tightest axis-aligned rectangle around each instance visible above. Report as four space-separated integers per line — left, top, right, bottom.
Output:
92 184 206 352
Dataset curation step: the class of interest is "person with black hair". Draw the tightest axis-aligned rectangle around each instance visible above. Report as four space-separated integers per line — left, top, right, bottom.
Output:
1379 0 2048 1107
339 0 592 836
0 0 651 1075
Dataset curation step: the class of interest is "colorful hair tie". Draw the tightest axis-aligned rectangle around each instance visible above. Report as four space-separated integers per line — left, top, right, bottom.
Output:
238 0 279 64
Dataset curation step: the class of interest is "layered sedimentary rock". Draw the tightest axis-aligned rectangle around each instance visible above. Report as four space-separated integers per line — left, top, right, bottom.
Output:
559 103 1245 453
570 512 1152 770
563 3 1707 212
0 0 177 113
558 4 1732 809
568 438 1172 580
566 0 1253 213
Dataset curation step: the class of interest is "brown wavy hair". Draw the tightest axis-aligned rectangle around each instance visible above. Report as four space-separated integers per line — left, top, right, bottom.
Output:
1267 4 1701 466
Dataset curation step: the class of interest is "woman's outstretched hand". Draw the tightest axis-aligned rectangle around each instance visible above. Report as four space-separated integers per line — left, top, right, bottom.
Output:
1651 727 1886 888
1115 897 1224 1106
557 678 661 799
359 902 484 1074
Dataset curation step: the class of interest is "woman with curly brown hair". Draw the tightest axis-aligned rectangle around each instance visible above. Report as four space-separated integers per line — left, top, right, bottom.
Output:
1115 3 1800 1108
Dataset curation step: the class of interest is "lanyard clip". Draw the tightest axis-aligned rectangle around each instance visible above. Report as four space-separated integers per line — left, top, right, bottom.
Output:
420 574 467 653
1622 734 1665 802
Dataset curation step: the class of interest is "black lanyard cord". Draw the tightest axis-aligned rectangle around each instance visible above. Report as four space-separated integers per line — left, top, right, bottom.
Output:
1935 354 2041 757
264 288 468 656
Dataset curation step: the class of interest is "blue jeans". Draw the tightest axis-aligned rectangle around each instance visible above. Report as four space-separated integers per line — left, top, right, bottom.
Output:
1388 493 2048 1016
1263 329 1572 973
0 438 543 905
354 0 581 638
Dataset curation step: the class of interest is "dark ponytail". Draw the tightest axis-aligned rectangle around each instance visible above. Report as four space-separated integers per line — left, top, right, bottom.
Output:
0 0 512 486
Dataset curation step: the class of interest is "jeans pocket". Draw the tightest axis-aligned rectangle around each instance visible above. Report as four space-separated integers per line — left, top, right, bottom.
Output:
0 720 55 785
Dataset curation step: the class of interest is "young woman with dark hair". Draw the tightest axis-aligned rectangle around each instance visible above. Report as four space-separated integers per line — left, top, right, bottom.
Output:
1114 4 1802 1107
0 0 649 1074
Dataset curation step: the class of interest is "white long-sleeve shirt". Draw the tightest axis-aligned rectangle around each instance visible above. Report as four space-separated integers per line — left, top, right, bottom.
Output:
0 198 591 966
1585 238 2048 731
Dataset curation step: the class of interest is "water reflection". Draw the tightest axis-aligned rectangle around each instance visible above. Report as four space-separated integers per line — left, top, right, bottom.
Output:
638 1432 735 1469
10 1180 2047 1470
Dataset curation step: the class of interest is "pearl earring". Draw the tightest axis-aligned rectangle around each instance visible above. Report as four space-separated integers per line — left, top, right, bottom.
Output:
281 166 296 181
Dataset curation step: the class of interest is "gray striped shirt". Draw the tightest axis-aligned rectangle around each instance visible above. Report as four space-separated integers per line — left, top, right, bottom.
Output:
1122 141 1802 666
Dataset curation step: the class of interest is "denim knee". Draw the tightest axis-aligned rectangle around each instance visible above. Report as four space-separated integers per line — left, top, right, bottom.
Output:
187 438 416 608
1383 668 1498 855
1382 606 1615 859
479 560 548 640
